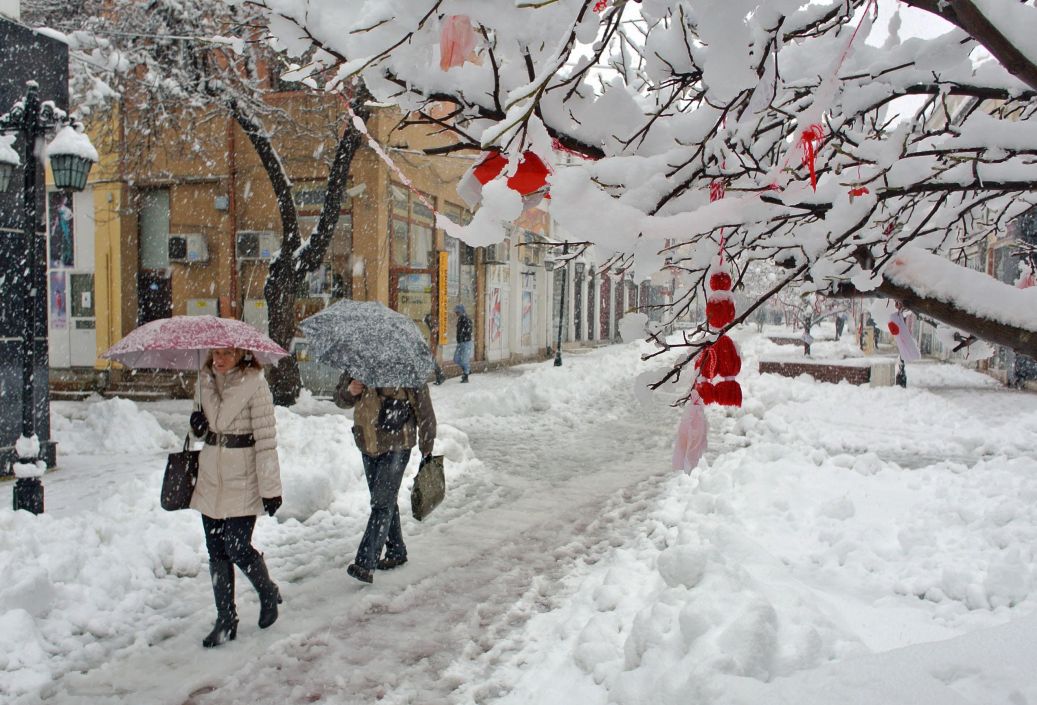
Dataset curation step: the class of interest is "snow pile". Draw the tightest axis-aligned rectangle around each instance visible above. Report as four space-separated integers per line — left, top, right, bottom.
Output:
4 329 1037 704
50 397 180 454
274 406 366 521
0 489 203 699
0 395 481 701
447 329 1037 705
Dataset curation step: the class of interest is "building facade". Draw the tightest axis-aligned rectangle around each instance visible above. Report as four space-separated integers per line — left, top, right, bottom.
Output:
49 94 580 394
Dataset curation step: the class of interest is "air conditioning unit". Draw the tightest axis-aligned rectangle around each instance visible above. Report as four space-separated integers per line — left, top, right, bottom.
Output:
236 231 279 260
186 298 218 316
484 244 507 265
169 233 209 263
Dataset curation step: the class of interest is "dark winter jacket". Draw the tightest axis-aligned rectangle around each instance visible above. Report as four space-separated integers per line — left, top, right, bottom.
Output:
334 373 436 458
456 313 473 343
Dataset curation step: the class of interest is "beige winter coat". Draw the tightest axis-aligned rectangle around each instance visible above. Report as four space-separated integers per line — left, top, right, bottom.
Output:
190 365 282 519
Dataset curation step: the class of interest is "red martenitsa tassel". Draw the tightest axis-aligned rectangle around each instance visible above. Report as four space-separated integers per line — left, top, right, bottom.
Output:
800 124 824 191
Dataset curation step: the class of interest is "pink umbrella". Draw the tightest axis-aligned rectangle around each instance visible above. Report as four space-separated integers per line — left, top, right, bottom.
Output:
102 315 288 369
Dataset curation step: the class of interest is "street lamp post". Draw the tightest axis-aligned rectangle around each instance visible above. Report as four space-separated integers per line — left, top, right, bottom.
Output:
0 81 97 514
554 241 568 367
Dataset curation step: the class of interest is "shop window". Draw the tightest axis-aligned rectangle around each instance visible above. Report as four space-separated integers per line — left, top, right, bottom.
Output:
441 202 477 344
390 183 436 268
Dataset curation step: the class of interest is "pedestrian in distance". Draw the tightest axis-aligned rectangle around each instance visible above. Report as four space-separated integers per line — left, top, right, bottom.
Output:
335 372 437 584
189 347 283 648
423 313 446 385
453 303 473 383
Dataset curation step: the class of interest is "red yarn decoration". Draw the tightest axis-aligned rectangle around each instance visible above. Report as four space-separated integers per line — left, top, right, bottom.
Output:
712 335 741 378
714 380 742 407
800 123 824 191
706 298 736 328
696 381 717 405
709 271 733 291
694 346 718 380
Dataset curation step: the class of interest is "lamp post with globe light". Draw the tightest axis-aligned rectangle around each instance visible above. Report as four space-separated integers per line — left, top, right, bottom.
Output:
0 81 97 513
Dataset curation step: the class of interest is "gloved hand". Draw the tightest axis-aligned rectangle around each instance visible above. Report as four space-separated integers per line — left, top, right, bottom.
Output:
189 410 209 437
263 496 282 517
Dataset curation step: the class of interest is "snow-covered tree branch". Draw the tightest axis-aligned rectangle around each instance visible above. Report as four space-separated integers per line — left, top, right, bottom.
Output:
253 0 1037 373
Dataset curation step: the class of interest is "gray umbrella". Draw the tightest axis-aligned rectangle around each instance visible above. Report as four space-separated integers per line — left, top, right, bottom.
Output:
299 299 435 388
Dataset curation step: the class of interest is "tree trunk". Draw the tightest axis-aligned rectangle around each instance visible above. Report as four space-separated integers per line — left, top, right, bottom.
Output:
230 87 372 406
264 255 303 405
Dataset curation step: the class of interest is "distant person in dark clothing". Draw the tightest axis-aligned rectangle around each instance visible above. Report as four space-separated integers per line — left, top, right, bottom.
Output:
453 304 473 383
835 313 846 339
423 313 445 385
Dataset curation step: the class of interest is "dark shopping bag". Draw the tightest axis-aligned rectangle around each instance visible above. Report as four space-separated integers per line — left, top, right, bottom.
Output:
161 434 199 511
410 455 445 521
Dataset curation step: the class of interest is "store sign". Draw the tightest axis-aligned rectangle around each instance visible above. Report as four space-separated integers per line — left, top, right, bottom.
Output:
438 251 448 344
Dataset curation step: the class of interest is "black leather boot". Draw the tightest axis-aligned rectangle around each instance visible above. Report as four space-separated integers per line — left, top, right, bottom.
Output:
241 556 282 629
202 559 238 648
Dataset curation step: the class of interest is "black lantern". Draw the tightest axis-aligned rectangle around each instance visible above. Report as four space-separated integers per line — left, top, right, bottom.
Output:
0 136 17 193
46 125 97 192
49 152 93 191
0 159 14 193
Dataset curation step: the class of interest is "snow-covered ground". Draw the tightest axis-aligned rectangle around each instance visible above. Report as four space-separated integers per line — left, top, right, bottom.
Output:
3 325 1037 705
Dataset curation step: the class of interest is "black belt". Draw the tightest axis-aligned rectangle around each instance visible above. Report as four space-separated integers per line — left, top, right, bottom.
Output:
204 431 256 448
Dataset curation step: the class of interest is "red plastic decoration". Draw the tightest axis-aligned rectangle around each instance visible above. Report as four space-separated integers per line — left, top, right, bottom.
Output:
706 298 736 329
440 15 478 71
709 271 732 291
472 150 551 196
800 123 824 191
888 321 900 336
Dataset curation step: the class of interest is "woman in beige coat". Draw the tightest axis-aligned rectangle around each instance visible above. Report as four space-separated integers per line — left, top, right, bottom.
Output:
190 347 283 648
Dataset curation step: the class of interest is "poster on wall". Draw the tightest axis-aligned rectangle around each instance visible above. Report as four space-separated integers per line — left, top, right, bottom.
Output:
48 191 75 269
50 272 67 329
445 235 461 296
488 287 503 345
521 290 533 347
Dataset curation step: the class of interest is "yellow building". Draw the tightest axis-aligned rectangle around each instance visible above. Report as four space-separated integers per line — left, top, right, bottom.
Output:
48 92 560 394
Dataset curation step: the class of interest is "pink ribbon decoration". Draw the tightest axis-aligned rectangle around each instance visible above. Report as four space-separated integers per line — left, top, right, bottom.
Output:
440 15 478 71
672 399 708 472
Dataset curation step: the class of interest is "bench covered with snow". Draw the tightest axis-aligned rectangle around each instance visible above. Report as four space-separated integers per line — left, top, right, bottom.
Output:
759 356 896 386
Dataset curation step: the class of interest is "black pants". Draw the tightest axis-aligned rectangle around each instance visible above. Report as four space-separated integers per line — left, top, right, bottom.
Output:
202 515 261 566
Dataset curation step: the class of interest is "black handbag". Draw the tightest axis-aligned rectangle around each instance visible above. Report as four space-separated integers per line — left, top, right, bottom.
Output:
410 455 445 521
161 434 199 511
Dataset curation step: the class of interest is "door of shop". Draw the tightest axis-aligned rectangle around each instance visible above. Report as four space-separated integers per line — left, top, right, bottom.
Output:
390 268 435 334
137 189 171 325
